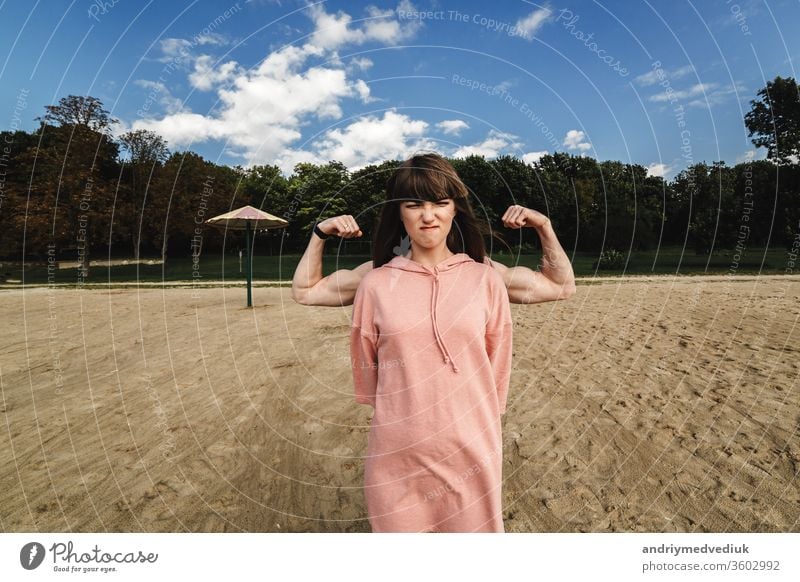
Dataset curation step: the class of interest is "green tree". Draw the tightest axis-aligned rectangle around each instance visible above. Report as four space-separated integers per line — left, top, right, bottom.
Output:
744 76 800 165
119 129 169 165
489 155 533 220
672 162 738 255
287 161 350 252
347 160 401 254
528 153 576 249
146 152 228 261
450 154 499 219
39 95 118 132
22 124 119 275
240 164 292 256
118 130 170 259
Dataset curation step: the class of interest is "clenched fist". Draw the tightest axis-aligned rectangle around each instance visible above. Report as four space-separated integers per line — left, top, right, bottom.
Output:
501 205 550 230
316 215 363 239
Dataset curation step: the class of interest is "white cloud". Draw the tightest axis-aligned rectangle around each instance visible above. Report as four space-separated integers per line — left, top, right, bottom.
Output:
451 129 523 159
133 111 230 146
306 1 421 51
522 151 548 164
193 32 228 46
154 33 230 67
134 61 361 152
436 119 469 135
646 162 672 178
348 56 374 72
189 56 242 91
278 109 435 172
354 79 377 103
648 80 746 108
133 80 184 115
563 129 591 152
157 38 193 62
649 82 716 103
131 3 422 171
515 7 553 40
634 64 693 86
686 81 747 109
735 149 768 163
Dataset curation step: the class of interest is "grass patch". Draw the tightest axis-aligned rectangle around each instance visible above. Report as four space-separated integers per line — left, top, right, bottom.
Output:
0 246 791 286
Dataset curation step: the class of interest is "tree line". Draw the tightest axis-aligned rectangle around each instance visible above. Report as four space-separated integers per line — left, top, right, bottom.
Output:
1 76 798 274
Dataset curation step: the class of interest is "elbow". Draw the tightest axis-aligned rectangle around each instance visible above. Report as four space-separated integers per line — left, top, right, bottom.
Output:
291 286 310 305
559 281 577 300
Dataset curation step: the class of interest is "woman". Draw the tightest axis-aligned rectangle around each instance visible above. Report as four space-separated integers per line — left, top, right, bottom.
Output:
350 153 513 533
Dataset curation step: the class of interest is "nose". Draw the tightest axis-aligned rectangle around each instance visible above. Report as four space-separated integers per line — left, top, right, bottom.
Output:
422 203 436 222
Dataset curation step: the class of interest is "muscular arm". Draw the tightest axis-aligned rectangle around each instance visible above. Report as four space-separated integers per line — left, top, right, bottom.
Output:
291 212 575 306
290 231 373 306
487 219 576 304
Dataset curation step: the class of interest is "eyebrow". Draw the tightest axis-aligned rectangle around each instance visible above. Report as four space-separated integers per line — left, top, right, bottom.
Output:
403 198 450 203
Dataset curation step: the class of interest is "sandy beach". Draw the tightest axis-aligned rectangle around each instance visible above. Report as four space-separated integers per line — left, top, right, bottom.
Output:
1 275 798 532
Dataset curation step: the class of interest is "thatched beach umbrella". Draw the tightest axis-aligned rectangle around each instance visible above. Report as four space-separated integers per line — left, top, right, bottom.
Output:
205 205 288 307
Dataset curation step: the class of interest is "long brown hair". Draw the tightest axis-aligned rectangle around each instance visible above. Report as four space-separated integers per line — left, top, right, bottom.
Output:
372 153 499 267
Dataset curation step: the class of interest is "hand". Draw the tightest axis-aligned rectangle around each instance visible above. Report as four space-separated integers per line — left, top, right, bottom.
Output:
501 205 550 230
317 215 363 239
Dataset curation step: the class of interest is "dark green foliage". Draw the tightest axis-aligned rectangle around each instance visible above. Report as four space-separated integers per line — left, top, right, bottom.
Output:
745 76 800 165
3 92 800 272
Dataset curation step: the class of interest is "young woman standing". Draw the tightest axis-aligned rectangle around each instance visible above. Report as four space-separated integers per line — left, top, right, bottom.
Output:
350 153 514 532
293 153 575 532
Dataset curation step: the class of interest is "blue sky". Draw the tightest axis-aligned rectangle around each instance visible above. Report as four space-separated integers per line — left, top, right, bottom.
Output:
1 0 798 177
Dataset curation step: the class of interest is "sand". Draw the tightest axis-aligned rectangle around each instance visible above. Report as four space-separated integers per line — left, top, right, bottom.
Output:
1 275 798 532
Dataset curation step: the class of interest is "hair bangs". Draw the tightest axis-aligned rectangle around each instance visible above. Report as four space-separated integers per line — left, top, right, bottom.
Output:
388 154 469 202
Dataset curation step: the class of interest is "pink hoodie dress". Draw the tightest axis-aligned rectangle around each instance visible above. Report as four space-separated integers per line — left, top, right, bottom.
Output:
350 252 513 532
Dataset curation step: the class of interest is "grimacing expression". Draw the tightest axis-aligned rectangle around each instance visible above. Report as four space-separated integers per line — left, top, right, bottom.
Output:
400 198 456 249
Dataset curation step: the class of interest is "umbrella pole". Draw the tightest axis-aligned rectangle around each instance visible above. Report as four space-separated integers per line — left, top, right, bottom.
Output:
246 221 253 307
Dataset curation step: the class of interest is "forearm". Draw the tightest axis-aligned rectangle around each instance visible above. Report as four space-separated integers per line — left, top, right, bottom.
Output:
536 219 575 287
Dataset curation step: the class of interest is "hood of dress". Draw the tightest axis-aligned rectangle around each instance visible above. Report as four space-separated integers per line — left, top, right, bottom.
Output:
383 252 475 372
384 252 474 274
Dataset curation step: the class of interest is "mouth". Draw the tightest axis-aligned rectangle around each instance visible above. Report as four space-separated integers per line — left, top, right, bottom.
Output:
420 226 439 230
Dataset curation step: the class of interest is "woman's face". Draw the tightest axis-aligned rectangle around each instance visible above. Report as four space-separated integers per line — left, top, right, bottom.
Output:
399 198 456 250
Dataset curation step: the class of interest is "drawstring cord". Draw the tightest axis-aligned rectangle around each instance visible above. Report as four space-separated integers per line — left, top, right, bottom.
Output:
430 268 460 373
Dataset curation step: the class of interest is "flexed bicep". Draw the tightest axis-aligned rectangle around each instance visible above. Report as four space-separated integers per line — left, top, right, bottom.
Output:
293 260 373 306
